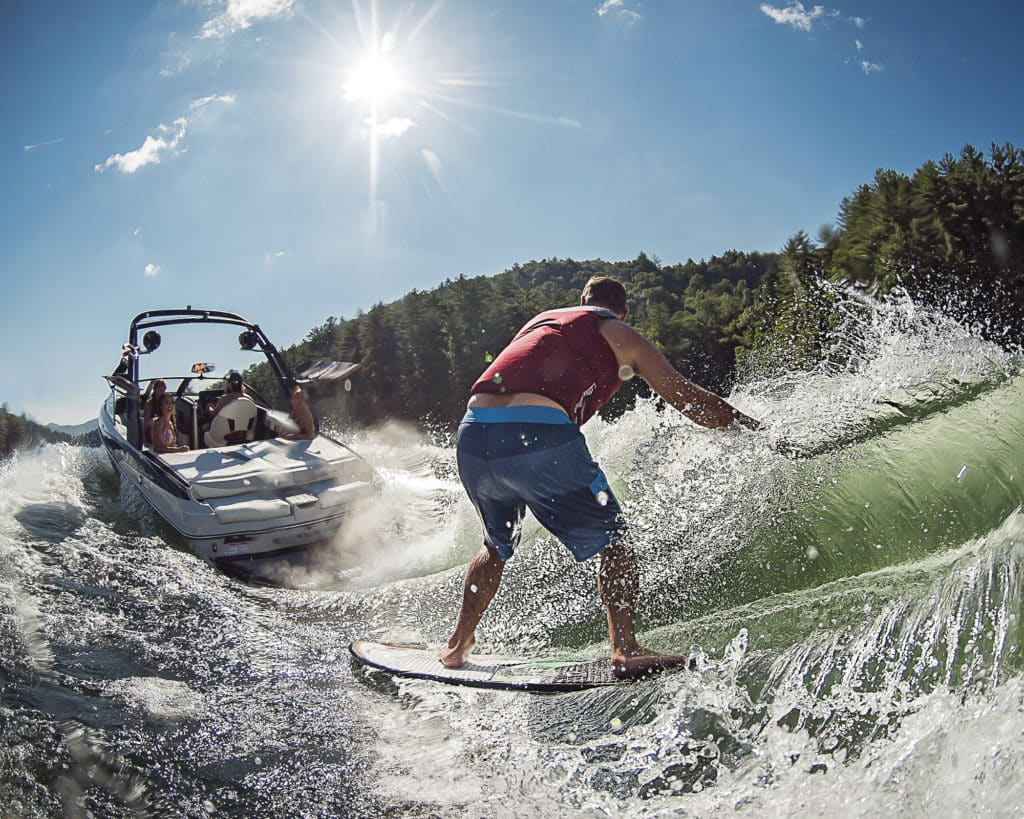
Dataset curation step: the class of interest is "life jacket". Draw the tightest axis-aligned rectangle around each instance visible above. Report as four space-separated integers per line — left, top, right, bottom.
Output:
470 306 623 425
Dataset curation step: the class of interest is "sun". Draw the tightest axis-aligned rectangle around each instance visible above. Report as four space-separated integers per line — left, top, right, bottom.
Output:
343 54 402 104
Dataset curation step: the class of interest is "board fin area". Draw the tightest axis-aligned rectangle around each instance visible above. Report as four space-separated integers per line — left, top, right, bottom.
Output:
349 641 694 693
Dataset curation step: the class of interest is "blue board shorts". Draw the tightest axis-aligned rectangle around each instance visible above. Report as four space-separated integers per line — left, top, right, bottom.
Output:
456 406 627 562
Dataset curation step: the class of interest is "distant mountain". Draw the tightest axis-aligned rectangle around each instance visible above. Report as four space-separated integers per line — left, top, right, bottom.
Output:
47 420 97 437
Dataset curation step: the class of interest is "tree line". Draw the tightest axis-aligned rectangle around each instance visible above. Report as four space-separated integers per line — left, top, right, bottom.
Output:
249 141 1021 431
249 249 777 427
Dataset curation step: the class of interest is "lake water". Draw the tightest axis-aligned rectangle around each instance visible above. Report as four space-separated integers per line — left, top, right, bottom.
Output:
3 290 1024 817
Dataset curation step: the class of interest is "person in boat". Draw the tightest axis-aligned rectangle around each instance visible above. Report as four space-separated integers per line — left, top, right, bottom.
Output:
111 343 134 378
152 395 188 454
442 275 760 679
283 384 316 441
142 379 168 440
209 371 247 419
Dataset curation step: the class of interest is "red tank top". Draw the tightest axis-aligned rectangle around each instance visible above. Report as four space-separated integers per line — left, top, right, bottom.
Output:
470 306 623 425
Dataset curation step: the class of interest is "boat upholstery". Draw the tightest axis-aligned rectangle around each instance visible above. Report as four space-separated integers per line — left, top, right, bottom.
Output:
159 437 373 524
204 396 258 447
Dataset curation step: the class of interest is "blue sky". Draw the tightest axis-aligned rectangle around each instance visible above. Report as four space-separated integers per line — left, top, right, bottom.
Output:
1 0 1021 425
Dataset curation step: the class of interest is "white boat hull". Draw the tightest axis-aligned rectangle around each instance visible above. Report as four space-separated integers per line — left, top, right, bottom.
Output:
98 395 375 566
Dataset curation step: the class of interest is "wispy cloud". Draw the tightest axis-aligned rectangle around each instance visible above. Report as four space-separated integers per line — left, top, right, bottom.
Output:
760 2 828 32
855 38 863 50
596 0 641 24
373 117 416 138
190 93 237 111
144 263 160 278
421 149 446 192
199 0 295 40
24 137 64 152
95 119 187 174
860 60 884 75
158 35 191 77
94 95 234 174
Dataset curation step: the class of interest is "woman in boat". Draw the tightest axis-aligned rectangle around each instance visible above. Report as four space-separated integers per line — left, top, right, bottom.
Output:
142 379 167 440
152 395 188 454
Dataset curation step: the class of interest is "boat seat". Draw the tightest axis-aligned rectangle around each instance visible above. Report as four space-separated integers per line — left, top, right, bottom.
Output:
204 397 258 448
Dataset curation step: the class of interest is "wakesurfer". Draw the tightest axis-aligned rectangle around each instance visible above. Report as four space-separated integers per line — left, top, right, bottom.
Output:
442 276 760 679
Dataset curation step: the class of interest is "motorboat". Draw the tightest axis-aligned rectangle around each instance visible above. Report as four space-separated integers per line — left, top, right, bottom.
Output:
98 307 376 578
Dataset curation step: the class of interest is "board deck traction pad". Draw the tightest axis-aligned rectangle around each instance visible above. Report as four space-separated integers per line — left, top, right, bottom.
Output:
349 641 694 692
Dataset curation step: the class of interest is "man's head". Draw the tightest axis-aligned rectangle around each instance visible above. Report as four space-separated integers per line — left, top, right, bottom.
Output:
581 276 628 319
227 371 244 392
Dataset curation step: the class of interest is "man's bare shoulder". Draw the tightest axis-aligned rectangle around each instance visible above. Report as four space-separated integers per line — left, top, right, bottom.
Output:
599 318 656 355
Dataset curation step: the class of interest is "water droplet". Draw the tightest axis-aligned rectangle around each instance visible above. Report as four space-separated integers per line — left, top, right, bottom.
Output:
484 352 494 363
610 717 622 730
469 584 478 593
806 546 819 560
618 364 635 380
492 372 503 384
956 465 968 483
596 490 609 507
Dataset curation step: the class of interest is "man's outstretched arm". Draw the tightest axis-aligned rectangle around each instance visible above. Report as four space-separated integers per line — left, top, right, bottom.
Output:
601 320 759 430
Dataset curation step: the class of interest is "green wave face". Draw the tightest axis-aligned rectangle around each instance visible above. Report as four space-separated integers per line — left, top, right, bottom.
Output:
743 377 1024 601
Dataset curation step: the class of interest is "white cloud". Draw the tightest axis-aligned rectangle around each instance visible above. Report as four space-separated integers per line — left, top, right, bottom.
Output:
144 263 160 278
24 137 64 152
760 2 827 32
199 0 294 40
860 60 884 75
596 0 641 23
95 118 187 174
855 38 863 50
851 15 866 27
93 95 232 175
373 117 416 138
190 93 237 111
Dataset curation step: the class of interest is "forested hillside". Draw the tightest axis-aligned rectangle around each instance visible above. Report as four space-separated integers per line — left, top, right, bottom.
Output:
0 406 75 459
248 250 777 426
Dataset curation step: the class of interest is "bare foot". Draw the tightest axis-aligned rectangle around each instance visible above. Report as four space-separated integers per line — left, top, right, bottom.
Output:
611 646 692 680
439 636 475 669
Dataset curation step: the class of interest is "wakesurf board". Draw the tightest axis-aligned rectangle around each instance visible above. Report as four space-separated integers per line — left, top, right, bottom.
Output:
349 640 695 693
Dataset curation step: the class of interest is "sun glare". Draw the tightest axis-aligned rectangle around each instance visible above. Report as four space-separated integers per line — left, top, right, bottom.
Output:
343 54 402 104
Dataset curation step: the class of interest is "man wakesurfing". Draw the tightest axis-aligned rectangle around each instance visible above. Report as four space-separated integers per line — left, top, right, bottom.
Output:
443 275 761 679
